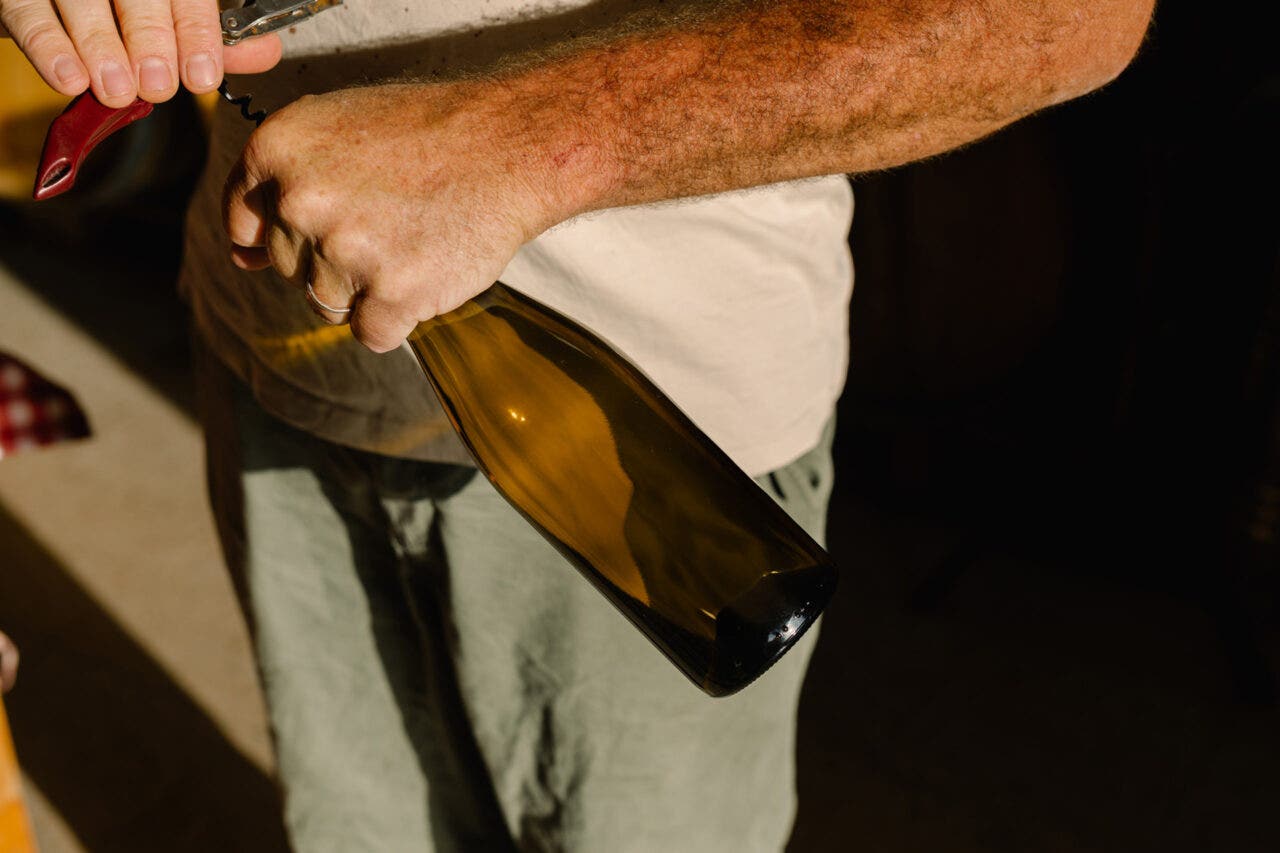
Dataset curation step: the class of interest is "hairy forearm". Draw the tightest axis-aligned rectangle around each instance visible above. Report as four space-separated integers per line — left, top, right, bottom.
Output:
476 0 1155 224
225 0 1154 349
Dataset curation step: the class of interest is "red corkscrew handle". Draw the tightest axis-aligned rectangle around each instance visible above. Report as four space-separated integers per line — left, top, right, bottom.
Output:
32 93 154 201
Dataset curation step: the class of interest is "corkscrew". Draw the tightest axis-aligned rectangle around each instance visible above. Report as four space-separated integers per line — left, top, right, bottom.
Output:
218 81 268 127
32 0 342 200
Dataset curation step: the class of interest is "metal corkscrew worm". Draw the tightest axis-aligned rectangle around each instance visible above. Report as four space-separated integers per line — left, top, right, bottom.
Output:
216 1 347 127
218 81 268 127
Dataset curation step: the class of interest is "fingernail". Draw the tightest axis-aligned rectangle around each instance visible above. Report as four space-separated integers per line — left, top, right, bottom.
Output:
101 60 132 98
186 52 219 90
139 57 172 95
53 54 83 86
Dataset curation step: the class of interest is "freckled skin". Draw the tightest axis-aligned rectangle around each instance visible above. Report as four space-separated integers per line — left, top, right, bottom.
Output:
221 0 1155 353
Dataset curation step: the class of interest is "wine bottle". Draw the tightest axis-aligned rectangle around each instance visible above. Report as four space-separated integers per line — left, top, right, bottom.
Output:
405 283 837 697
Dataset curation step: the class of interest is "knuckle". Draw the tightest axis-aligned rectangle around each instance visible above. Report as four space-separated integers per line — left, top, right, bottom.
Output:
18 20 68 57
248 115 290 153
274 184 326 226
241 130 281 176
240 131 268 165
254 102 296 138
262 95 314 131
79 31 128 62
0 4 37 36
318 228 367 267
171 7 221 49
120 20 176 54
369 272 408 307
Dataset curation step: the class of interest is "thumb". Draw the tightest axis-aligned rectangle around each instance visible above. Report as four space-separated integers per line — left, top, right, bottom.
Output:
223 35 283 76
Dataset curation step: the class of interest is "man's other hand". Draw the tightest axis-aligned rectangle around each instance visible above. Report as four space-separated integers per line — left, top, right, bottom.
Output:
0 0 282 107
223 84 566 353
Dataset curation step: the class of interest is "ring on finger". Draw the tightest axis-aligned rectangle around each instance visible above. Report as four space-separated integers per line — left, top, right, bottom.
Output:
306 281 353 314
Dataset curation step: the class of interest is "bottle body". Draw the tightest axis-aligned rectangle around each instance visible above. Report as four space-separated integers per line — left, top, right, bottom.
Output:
406 282 836 696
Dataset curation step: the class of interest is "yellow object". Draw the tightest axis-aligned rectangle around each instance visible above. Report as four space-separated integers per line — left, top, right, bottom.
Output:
196 91 220 127
0 699 36 853
0 40 67 201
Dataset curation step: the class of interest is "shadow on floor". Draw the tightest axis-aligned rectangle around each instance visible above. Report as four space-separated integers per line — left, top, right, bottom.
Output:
0 507 289 853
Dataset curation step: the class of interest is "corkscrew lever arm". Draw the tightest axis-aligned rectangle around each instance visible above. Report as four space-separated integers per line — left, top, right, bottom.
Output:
220 0 344 45
30 0 342 200
32 96 155 200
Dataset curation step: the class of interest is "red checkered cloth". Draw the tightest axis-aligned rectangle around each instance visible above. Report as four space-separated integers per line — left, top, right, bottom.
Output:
0 353 90 460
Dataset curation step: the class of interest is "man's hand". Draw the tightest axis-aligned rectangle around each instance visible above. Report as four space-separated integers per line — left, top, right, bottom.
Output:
223 84 565 353
0 0 282 107
0 631 18 695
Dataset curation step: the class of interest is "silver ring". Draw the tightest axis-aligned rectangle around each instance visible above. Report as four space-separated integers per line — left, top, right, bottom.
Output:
306 281 353 314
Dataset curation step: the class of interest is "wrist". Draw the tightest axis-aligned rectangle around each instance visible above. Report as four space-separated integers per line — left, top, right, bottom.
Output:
463 72 621 236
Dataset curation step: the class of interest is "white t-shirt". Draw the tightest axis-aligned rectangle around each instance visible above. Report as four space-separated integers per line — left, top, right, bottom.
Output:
181 0 853 476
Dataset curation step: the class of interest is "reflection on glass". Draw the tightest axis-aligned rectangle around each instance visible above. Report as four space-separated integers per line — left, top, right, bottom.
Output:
407 283 837 696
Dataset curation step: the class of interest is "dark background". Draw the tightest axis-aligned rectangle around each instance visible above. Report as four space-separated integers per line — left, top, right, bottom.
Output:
795 4 1280 850
1 2 1277 850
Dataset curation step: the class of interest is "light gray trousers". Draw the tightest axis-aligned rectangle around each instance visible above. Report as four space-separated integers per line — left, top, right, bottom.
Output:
200 351 834 853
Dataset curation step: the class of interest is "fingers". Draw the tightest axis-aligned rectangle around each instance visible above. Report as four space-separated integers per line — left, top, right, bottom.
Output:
305 257 357 324
226 137 317 281
224 34 282 76
0 631 18 694
116 0 180 101
223 156 270 252
2 0 266 106
226 207 420 353
1 0 91 95
308 231 419 351
230 244 271 270
170 0 225 93
292 253 421 354
224 189 427 352
349 296 421 354
305 263 416 356
53 0 141 107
